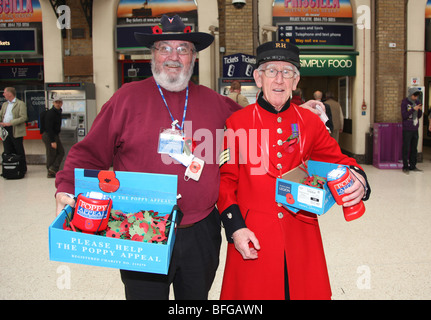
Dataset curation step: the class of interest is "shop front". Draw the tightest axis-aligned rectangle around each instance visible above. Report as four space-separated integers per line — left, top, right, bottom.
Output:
0 0 45 147
270 0 369 158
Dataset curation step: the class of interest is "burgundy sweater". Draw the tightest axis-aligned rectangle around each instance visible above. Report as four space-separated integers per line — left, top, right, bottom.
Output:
55 77 242 225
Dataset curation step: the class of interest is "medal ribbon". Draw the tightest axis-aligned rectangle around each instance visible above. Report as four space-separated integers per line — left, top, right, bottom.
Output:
156 82 189 131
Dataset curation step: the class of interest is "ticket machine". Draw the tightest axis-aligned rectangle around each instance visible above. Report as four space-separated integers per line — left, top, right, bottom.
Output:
45 82 96 168
219 78 259 105
45 82 96 140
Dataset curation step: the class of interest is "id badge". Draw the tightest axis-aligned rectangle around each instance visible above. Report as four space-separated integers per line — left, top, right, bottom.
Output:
158 127 184 155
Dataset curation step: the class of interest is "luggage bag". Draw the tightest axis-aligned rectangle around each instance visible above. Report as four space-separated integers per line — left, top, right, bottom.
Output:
1 153 26 179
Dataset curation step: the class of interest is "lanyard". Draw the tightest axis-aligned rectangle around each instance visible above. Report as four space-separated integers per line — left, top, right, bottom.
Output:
156 82 189 131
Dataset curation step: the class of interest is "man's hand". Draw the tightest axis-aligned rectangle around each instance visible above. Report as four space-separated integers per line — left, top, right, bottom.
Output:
342 171 366 207
55 192 76 216
300 100 329 125
299 100 325 115
232 228 261 260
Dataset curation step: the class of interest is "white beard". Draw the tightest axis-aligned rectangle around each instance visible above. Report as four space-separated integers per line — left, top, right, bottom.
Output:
152 58 195 92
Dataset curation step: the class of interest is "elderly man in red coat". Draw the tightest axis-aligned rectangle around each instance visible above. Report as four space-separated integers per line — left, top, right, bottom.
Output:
217 41 371 300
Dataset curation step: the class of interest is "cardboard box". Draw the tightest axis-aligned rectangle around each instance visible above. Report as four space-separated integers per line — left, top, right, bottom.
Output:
275 160 344 215
49 169 180 275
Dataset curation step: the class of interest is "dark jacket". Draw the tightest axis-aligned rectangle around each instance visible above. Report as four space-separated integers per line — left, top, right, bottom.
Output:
401 97 422 131
44 107 62 142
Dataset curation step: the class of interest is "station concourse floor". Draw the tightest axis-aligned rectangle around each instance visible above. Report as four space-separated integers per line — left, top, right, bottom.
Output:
1 147 431 300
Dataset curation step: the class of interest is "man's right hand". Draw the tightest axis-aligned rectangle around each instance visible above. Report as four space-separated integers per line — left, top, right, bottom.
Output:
232 228 261 260
55 192 76 216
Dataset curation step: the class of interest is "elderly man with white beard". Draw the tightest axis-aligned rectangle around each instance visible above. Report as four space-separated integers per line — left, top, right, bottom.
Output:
54 15 330 300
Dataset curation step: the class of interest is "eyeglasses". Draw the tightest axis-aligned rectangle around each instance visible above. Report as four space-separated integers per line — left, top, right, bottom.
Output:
260 66 297 79
154 45 194 56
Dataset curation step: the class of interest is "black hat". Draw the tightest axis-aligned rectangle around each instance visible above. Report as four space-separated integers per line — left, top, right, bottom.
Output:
134 15 214 52
256 41 301 69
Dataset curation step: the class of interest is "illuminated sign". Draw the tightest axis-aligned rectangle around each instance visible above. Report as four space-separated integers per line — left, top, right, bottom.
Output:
273 0 354 51
273 0 353 20
299 54 357 76
116 25 152 51
278 24 354 49
0 28 37 54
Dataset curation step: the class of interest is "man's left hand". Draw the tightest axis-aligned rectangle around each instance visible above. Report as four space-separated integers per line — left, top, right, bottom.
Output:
342 171 366 207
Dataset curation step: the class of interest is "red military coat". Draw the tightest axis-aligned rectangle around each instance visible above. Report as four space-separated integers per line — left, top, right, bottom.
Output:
217 97 363 300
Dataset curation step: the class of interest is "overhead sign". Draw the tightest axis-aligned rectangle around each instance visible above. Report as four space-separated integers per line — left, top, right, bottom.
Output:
273 0 354 51
116 0 199 53
426 0 431 18
0 0 42 24
0 62 42 79
273 0 353 21
116 25 153 51
117 0 197 24
299 54 357 76
0 28 38 54
278 24 354 49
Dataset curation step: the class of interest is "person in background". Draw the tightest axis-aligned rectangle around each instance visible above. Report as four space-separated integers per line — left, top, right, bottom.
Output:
227 80 249 107
313 90 333 133
0 87 27 173
41 98 65 178
290 88 304 106
401 87 423 173
324 91 344 143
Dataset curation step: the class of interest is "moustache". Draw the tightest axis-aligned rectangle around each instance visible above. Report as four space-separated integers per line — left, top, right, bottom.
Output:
163 61 183 68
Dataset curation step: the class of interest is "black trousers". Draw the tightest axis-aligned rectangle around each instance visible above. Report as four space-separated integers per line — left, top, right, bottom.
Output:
2 126 27 172
402 130 419 169
120 207 222 300
42 132 65 173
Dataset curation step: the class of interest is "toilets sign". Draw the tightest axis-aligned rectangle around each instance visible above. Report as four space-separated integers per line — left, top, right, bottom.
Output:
299 54 356 76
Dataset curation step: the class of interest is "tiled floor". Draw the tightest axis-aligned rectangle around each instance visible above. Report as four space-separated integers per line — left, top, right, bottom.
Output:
1 147 430 300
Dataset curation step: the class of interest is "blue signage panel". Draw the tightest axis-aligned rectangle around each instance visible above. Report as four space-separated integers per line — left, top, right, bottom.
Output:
116 25 153 51
222 53 256 78
277 24 354 49
0 63 42 80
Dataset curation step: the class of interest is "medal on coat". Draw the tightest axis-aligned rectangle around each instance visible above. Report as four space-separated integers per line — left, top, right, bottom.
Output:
283 124 299 154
